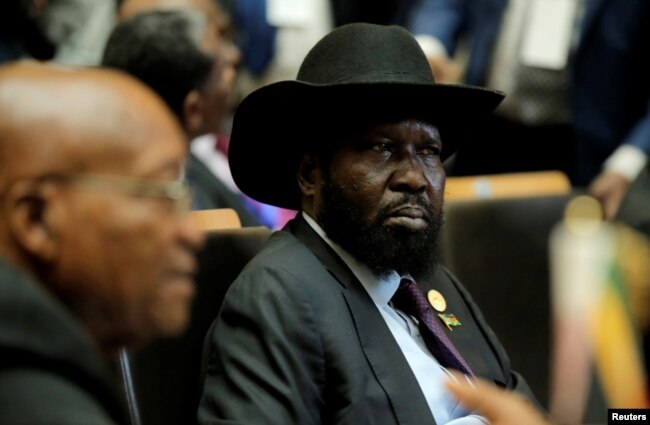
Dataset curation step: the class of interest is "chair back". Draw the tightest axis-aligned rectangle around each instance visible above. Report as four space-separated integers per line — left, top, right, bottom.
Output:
190 208 242 230
446 170 571 201
118 226 272 425
440 193 576 408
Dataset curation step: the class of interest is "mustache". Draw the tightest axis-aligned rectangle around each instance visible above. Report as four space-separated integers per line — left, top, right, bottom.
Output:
376 194 435 222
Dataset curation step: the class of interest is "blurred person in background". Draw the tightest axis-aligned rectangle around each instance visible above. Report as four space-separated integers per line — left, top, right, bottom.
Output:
36 0 119 66
102 7 269 226
0 0 55 63
222 0 422 99
115 0 296 228
408 0 650 221
0 62 204 424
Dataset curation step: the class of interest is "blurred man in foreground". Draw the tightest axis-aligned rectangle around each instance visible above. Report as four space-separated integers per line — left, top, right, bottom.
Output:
0 62 204 424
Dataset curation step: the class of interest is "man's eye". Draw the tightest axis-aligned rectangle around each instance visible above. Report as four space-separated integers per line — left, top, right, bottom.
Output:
419 145 441 156
371 142 390 152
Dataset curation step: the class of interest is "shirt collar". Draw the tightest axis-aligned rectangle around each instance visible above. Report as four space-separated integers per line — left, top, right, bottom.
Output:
302 212 401 306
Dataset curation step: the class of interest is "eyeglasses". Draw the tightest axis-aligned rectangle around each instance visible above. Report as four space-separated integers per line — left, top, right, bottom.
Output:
51 173 193 216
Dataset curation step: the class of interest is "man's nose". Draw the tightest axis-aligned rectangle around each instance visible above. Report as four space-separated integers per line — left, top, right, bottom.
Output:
389 154 430 193
178 213 206 252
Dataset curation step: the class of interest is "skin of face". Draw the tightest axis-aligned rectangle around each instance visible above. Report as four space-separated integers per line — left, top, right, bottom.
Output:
0 63 205 355
304 117 445 234
297 117 445 277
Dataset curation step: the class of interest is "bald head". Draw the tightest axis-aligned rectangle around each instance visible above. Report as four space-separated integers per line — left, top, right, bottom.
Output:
0 61 185 188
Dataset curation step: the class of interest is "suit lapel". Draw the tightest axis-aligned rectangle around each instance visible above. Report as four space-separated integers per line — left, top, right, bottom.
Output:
342 290 437 425
289 216 436 425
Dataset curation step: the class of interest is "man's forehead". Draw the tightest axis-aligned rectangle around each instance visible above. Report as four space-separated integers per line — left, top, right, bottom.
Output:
365 118 440 132
0 63 184 177
336 116 441 139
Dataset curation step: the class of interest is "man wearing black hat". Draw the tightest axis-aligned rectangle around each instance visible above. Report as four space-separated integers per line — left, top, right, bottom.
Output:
199 23 539 425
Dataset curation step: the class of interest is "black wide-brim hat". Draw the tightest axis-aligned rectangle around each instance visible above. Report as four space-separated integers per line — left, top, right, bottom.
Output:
229 23 504 210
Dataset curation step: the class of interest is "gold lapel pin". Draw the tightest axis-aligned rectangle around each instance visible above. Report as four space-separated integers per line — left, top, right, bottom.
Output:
427 289 447 312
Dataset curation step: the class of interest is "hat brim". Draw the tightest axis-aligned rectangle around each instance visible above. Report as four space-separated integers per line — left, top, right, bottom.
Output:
229 80 504 210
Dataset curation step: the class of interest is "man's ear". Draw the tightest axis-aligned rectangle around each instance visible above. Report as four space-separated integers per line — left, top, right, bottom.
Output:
183 89 205 136
297 153 323 197
3 180 60 262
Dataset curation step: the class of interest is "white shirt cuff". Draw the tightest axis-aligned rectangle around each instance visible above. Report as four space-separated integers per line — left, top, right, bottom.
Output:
603 145 648 182
414 34 449 59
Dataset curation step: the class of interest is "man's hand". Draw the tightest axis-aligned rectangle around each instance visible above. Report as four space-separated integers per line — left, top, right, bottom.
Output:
587 170 631 221
445 373 553 425
427 56 464 84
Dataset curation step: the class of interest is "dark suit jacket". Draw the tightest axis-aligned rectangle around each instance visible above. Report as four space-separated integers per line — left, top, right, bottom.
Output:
199 215 536 425
408 0 650 185
186 152 262 227
0 259 125 425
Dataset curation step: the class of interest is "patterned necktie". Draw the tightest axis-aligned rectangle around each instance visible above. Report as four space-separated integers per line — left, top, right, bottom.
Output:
391 278 473 376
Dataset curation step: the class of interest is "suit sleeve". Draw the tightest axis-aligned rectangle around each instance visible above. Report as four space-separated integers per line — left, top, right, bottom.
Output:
0 369 118 425
198 265 325 425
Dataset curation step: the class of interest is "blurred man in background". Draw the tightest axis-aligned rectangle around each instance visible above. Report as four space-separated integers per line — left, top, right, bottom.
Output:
102 7 267 226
